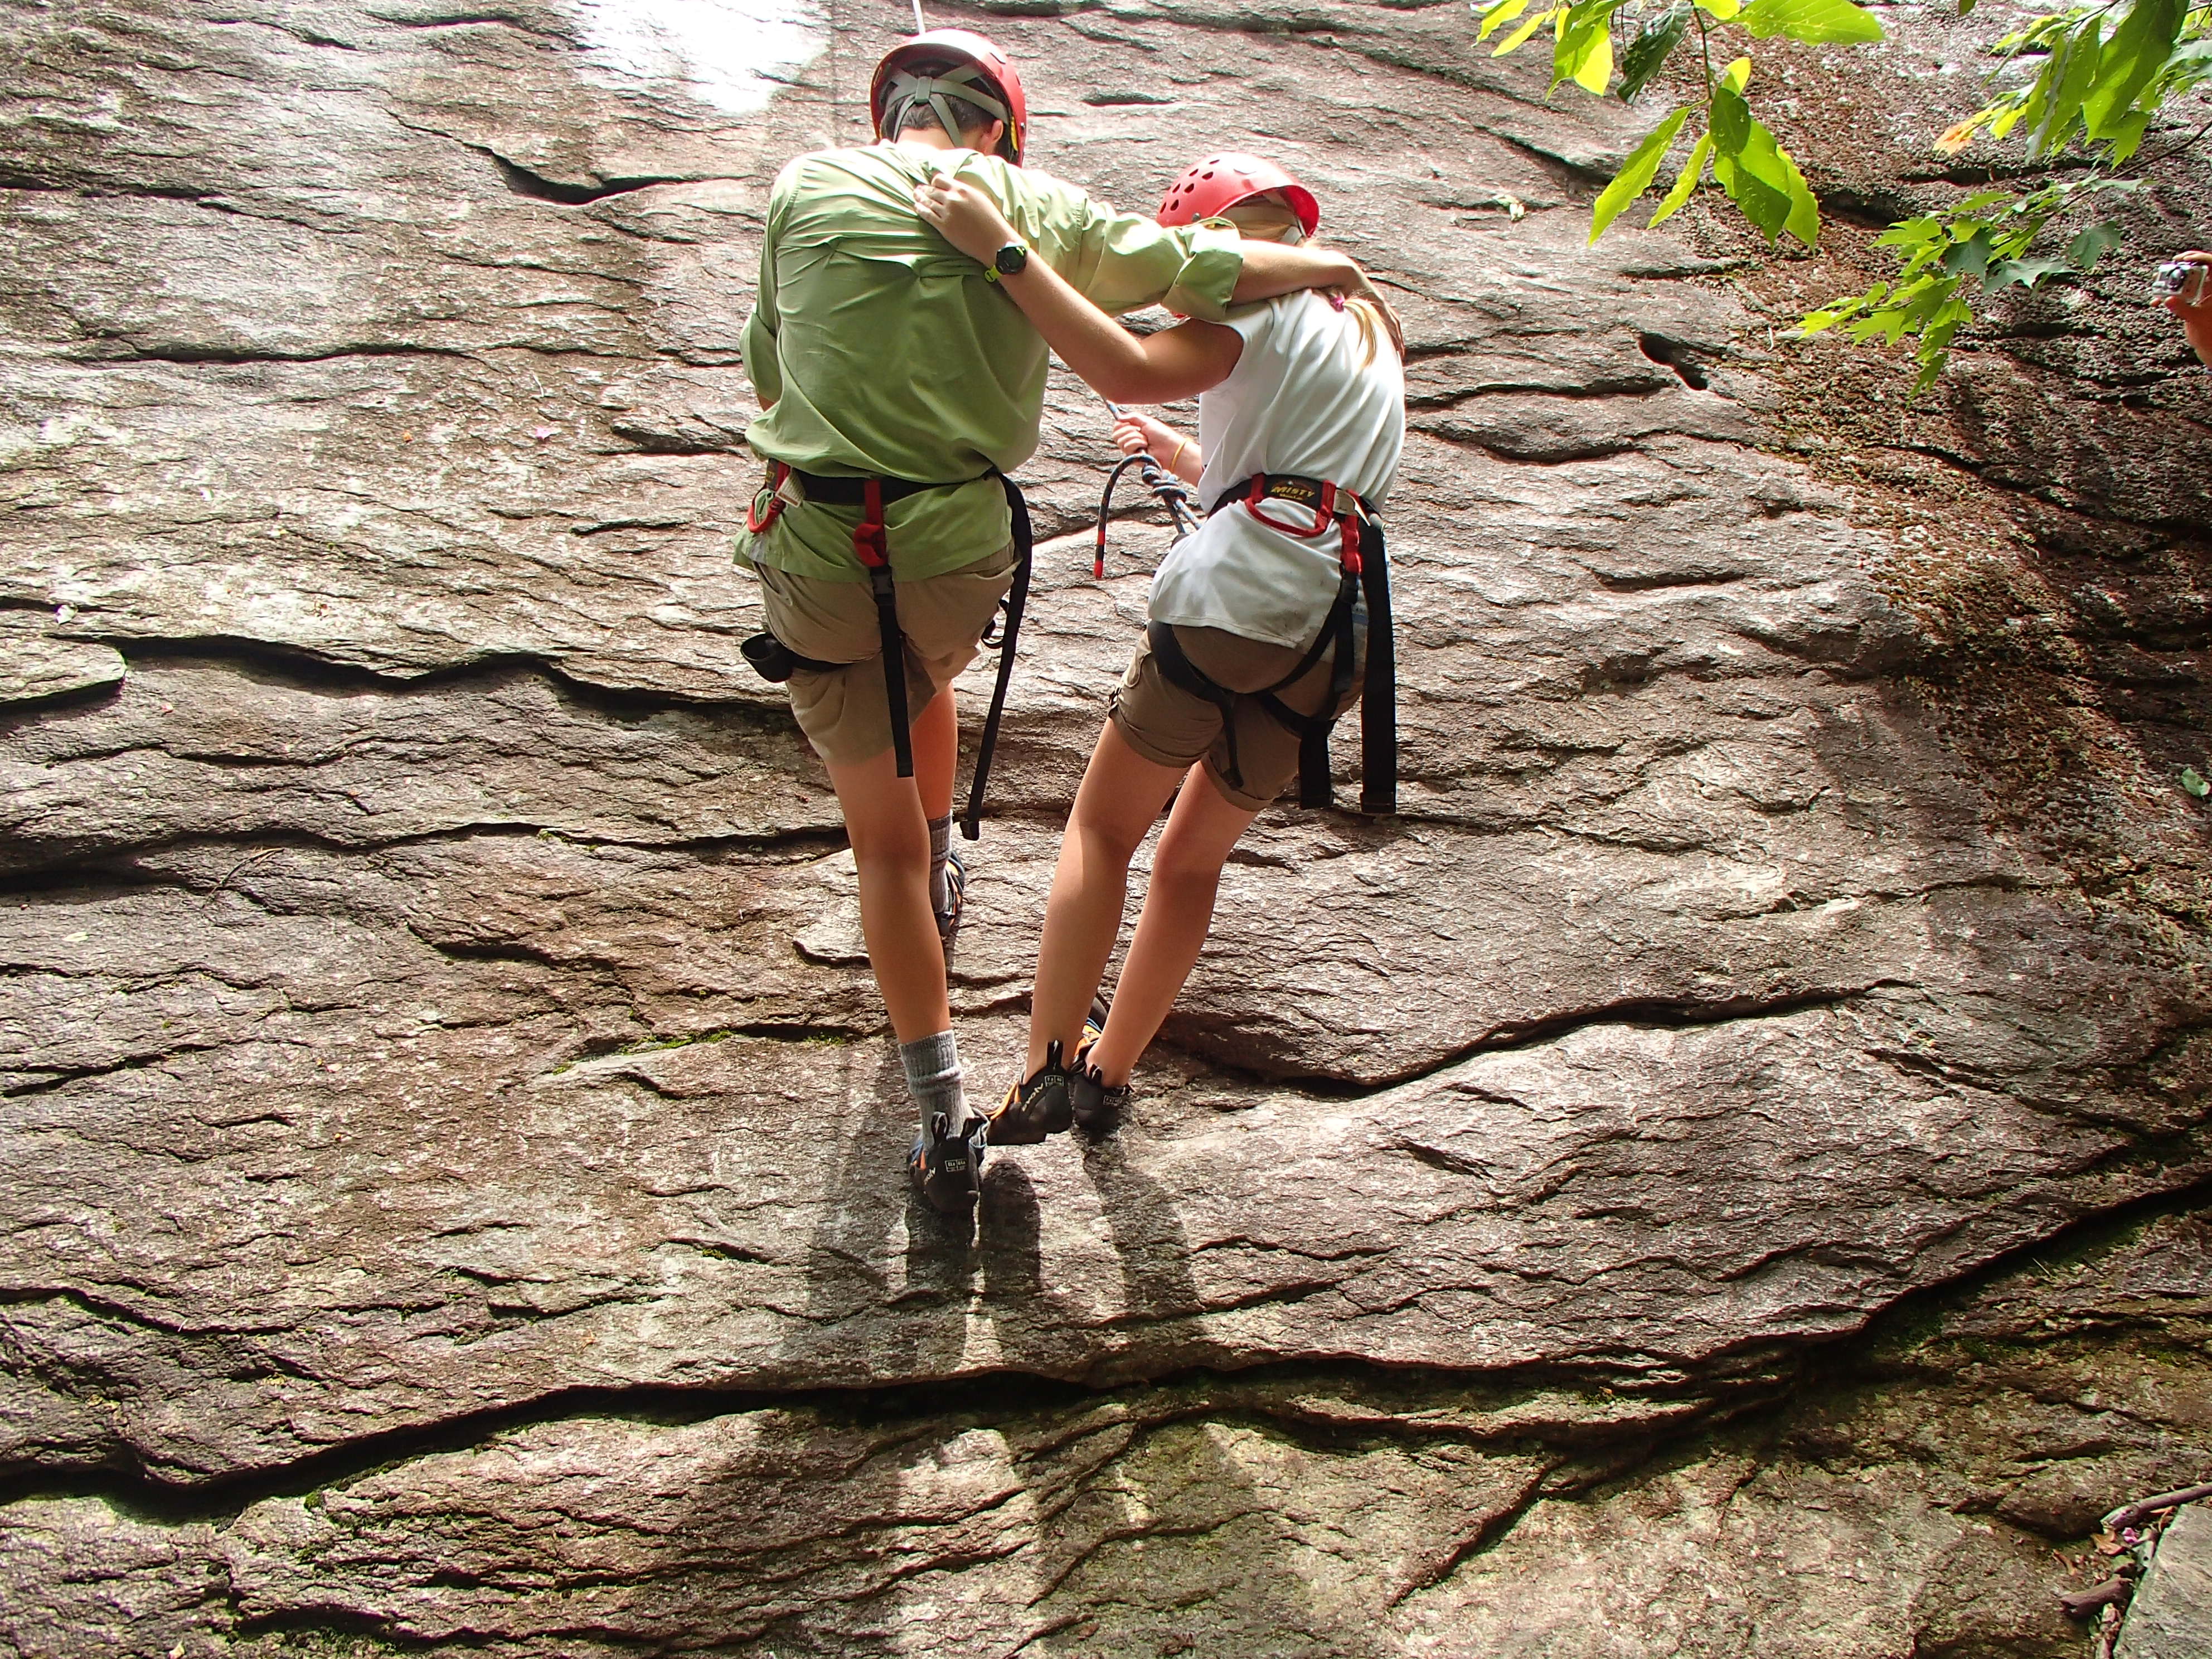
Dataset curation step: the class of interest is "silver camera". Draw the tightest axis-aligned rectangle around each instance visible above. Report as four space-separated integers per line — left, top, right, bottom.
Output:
2154 260 2209 303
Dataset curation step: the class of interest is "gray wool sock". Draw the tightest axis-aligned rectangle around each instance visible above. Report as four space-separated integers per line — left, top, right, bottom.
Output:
926 813 953 915
901 1029 971 1139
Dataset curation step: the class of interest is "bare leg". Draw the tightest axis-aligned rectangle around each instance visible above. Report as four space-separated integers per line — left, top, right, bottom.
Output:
1025 722 1184 1075
824 739 945 1045
1086 769 1260 1087
910 683 958 822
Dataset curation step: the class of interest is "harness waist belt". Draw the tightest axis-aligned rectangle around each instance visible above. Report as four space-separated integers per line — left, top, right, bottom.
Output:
790 468 987 508
1207 472 1363 521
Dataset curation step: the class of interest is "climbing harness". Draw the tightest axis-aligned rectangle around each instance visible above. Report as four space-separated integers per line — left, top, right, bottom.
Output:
741 462 1034 837
1094 457 1396 817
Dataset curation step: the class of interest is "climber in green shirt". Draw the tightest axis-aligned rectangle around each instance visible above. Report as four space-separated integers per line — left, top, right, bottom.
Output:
736 28 1398 1220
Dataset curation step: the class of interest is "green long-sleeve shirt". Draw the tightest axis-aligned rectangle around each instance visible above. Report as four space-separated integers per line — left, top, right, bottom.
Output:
736 143 1244 582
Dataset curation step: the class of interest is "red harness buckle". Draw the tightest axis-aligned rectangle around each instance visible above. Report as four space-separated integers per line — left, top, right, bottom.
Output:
852 477 890 570
747 462 791 535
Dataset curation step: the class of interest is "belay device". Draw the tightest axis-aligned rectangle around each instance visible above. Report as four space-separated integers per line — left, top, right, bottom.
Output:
1092 404 1395 816
740 463 1034 841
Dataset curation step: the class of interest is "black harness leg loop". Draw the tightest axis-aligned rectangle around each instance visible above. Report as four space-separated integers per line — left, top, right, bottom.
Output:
1147 622 1248 790
1357 515 1396 816
872 565 912 780
959 474 1034 841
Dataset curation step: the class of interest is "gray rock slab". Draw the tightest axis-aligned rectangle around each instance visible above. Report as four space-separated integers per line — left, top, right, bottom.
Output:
2121 1502 2212 1659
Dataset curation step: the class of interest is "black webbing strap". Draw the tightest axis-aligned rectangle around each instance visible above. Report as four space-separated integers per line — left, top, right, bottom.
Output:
848 477 914 780
958 473 1034 841
1356 513 1395 816
1147 620 1250 790
1267 576 1361 811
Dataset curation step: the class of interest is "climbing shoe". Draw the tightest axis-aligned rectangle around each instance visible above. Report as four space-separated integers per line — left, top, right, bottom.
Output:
934 845 966 953
986 1039 1072 1146
1070 1042 1129 1134
909 1110 987 1215
1070 996 1126 1132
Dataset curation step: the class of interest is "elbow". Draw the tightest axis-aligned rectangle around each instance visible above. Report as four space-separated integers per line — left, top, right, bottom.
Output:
1091 366 1156 404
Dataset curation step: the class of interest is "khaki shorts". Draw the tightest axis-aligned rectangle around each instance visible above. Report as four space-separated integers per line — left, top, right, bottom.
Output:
754 544 1018 767
1111 621 1364 813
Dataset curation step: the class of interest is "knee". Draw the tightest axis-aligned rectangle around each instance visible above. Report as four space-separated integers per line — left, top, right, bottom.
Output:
1149 837 1224 900
1074 804 1148 871
847 814 928 876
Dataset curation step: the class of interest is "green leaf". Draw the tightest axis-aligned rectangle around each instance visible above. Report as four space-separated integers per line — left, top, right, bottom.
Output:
2030 21 2104 157
1617 4 1691 101
1736 0 1884 43
1724 117 1819 246
1571 28 1615 90
2101 109 2151 159
1591 106 1691 240
2065 221 2122 270
1710 83 1753 153
1959 0 1977 13
1713 147 1793 241
1941 227 1996 276
1952 190 2015 214
1719 55 1752 93
2184 766 2210 798
1648 129 1713 225
1693 0 1741 18
2082 0 2184 142
1477 0 1535 41
1985 256 2074 288
1875 216 1942 249
1493 6 1556 51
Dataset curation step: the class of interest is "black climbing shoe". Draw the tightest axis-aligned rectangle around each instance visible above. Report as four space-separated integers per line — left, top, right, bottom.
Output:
1070 995 1126 1132
934 845 966 954
909 1110 987 1215
986 1039 1072 1146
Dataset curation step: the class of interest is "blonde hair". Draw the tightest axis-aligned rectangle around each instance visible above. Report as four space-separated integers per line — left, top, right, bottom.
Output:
1220 195 1391 366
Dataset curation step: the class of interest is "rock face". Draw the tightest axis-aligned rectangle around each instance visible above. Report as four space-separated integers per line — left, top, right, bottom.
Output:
2 0 2209 1653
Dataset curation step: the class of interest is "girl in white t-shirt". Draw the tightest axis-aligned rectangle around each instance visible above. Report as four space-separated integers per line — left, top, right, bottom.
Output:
916 153 1405 1142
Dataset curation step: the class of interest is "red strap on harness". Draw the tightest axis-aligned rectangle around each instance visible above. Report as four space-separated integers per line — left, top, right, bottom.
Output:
747 462 791 535
1243 474 1338 540
1238 474 1362 575
852 476 889 570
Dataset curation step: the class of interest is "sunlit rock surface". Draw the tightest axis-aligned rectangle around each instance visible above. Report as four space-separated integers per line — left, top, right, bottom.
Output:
3 0 2209 1652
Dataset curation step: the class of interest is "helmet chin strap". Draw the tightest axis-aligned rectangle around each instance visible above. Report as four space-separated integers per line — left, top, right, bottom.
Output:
887 67 1009 154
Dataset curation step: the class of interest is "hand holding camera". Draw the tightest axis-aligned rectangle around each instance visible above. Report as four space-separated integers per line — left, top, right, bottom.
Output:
2157 251 2212 368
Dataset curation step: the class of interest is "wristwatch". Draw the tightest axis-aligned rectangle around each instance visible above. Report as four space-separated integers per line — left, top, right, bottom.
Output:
984 241 1030 283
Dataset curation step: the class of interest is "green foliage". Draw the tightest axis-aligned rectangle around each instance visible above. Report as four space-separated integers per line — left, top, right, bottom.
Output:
1812 0 2212 387
1474 0 2212 389
2184 766 2210 798
1800 178 2137 388
1474 0 1883 247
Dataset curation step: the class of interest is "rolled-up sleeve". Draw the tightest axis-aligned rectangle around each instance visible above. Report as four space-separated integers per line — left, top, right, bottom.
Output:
1003 165 1245 322
1076 210 1243 321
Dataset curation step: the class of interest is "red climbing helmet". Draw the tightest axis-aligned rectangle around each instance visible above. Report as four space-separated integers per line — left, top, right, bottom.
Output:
871 30 1029 166
1157 152 1320 236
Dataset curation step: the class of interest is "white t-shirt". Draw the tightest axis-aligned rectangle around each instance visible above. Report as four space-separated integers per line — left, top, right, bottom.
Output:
1146 289 1405 650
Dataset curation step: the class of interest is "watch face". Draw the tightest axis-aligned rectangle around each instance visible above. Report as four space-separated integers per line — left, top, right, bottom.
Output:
997 242 1029 274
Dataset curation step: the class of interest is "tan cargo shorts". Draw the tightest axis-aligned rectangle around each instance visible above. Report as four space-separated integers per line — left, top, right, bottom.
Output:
1110 622 1364 813
754 544 1018 767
